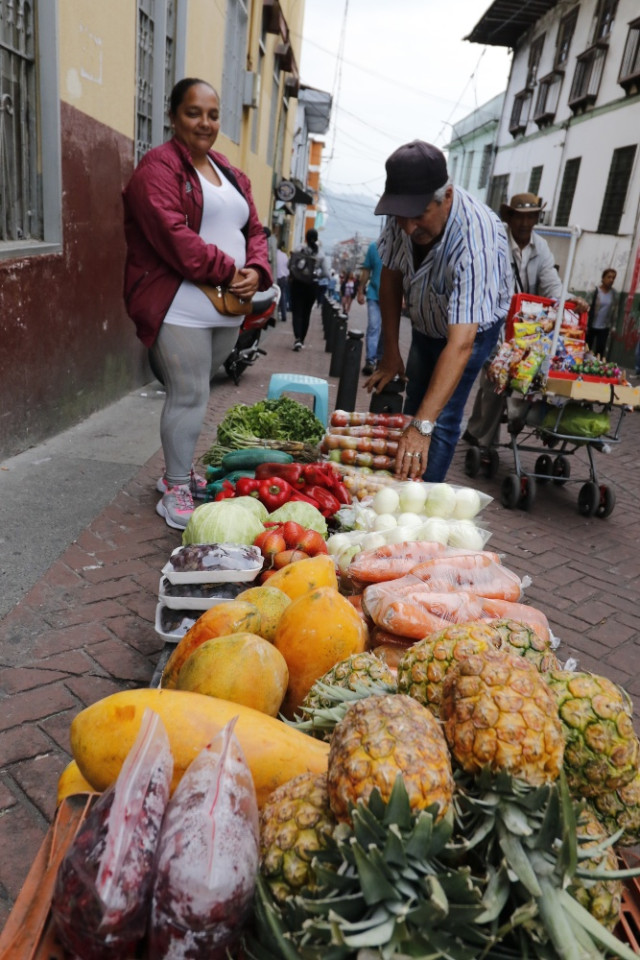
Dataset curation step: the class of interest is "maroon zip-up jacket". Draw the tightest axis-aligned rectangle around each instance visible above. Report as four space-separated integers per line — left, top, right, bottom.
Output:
123 138 272 346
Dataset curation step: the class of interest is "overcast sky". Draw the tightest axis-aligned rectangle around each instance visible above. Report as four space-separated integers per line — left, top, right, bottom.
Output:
296 0 512 207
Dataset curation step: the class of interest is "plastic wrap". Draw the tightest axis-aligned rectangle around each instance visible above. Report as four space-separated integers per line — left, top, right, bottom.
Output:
408 555 524 602
149 717 259 959
51 709 173 960
348 542 502 588
365 588 488 640
481 599 550 644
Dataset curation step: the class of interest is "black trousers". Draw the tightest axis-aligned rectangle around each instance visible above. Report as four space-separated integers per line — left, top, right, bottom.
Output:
290 280 317 343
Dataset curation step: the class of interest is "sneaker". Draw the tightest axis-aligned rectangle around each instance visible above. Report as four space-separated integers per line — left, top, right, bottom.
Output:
362 362 375 376
293 340 303 351
156 468 208 500
156 483 194 530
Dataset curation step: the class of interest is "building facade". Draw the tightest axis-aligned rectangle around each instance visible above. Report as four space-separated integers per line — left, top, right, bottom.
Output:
468 0 640 367
445 92 505 205
0 0 318 460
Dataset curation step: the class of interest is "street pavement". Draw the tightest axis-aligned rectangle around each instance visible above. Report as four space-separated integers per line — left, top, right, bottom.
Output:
1 299 640 929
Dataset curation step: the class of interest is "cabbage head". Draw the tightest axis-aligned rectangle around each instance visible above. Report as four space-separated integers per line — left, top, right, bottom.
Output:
182 501 265 546
266 501 327 537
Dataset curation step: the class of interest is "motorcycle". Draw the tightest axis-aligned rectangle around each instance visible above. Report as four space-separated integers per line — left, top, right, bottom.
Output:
223 283 280 385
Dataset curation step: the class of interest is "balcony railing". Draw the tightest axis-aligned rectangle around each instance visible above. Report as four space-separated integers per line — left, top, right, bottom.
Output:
568 43 607 112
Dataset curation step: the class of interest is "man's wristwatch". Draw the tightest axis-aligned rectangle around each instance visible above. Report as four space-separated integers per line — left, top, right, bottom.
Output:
409 418 435 437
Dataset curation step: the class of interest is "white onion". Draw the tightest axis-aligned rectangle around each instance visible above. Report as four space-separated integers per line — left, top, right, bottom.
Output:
360 532 388 551
384 524 419 545
336 544 362 576
453 487 482 519
447 519 485 551
353 507 377 530
372 486 400 515
373 513 398 532
396 511 424 528
424 482 457 518
326 533 351 555
418 517 450 545
398 481 428 513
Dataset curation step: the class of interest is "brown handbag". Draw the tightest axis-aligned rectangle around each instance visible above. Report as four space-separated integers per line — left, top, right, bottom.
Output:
196 283 253 317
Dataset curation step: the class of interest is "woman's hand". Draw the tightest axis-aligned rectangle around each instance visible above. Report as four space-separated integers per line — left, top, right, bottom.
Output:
229 267 260 299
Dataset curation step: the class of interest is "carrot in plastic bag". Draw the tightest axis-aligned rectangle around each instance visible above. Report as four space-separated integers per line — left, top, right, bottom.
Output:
349 541 501 587
480 598 551 644
149 717 259 960
369 589 488 640
51 708 173 960
409 556 523 602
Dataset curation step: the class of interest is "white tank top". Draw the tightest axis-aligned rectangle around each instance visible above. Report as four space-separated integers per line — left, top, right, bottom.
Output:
164 159 250 329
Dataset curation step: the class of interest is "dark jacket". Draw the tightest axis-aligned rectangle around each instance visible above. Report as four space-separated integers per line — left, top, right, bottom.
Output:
123 139 272 346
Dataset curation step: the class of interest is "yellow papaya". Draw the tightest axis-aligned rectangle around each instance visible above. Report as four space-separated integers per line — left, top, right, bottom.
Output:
266 554 338 601
57 759 99 805
70 688 329 806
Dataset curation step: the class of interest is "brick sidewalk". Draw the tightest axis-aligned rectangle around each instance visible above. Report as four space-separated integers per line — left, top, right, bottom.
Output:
1 300 639 927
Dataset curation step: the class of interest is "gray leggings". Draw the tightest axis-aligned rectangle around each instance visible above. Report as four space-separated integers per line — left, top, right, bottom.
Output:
149 323 238 485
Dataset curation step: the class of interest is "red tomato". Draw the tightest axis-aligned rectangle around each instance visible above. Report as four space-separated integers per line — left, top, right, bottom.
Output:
340 449 357 465
370 438 387 454
324 433 342 450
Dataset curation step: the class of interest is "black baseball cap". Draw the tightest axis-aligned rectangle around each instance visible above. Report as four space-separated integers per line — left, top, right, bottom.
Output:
375 141 449 218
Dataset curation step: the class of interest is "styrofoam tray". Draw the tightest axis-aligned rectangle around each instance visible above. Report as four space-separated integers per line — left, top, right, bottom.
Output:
162 543 263 584
158 577 253 610
154 603 199 643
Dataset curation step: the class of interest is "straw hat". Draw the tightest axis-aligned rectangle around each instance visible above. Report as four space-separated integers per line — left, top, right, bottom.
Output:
500 192 546 220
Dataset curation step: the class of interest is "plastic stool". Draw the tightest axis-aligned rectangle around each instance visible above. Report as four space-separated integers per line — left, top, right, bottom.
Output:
267 373 329 427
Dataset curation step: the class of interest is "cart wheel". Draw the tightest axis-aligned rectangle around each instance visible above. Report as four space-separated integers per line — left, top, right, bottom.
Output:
465 446 481 478
595 485 616 519
578 482 600 517
535 454 553 484
484 448 500 478
520 474 536 511
501 474 521 509
552 455 571 485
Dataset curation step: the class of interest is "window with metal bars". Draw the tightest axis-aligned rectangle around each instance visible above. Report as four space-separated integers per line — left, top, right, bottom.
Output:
597 145 637 234
478 144 493 189
487 173 509 214
569 44 607 111
619 17 640 93
0 0 39 241
221 0 248 144
555 157 581 226
594 0 617 41
533 72 562 126
526 35 545 88
529 166 543 196
555 9 578 69
136 0 178 163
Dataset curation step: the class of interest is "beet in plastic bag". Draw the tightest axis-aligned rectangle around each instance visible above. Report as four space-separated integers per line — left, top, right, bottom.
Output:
149 717 260 959
51 708 173 959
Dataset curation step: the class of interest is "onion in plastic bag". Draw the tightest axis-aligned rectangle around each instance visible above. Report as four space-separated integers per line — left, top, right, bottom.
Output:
149 717 259 959
51 709 173 959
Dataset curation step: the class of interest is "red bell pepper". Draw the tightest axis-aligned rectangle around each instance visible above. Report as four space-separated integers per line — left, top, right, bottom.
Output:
289 489 321 508
214 480 236 501
257 477 293 511
254 462 307 488
235 477 261 497
302 485 341 518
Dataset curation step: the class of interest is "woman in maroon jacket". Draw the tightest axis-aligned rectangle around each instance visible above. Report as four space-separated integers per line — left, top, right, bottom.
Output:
123 78 271 529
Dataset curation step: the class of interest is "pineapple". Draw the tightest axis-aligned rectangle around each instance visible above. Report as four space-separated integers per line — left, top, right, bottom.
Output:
259 772 336 904
298 652 396 740
588 768 640 846
395 620 501 717
570 806 623 931
545 669 639 798
488 617 561 671
441 647 564 785
327 694 453 823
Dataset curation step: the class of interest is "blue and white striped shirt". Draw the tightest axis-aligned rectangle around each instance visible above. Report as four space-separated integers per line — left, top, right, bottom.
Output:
379 187 512 338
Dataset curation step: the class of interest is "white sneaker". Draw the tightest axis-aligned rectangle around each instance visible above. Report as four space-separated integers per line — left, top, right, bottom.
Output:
156 484 194 530
156 468 208 500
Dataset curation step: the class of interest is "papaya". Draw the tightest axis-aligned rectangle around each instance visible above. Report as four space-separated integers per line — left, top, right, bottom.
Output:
236 584 291 643
274 586 368 717
70 688 329 806
57 759 98 805
161 600 261 688
176 632 289 716
266 554 338 601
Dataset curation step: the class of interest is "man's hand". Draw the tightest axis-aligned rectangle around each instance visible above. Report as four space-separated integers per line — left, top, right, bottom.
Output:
571 296 589 315
394 425 430 480
357 291 365 305
364 351 405 393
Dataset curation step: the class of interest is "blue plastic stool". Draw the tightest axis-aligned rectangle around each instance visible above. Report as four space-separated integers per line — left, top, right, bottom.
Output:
267 373 329 427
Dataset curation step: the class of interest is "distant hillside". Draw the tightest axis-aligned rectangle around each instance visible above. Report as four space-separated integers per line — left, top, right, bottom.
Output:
316 187 383 251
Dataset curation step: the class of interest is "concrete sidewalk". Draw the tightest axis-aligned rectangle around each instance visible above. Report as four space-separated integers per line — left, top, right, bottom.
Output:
1 299 640 929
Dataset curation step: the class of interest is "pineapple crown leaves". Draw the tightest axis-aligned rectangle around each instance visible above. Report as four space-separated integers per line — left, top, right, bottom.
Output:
287 680 397 736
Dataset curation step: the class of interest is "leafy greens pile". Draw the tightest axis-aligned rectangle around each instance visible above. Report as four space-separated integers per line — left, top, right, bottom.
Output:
217 397 325 447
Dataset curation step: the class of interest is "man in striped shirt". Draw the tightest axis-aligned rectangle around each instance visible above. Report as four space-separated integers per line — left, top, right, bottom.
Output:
366 140 512 482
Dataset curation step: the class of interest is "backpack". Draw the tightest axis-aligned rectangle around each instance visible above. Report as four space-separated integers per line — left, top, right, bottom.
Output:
289 246 322 285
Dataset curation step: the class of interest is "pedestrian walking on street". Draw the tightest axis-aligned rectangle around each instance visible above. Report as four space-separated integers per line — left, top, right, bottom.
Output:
288 228 329 351
358 240 383 375
366 140 512 482
122 78 271 530
586 268 618 358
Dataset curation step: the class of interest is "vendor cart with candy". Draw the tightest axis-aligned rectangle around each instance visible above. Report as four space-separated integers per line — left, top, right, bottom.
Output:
464 227 640 517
